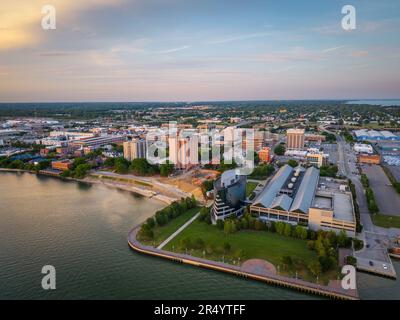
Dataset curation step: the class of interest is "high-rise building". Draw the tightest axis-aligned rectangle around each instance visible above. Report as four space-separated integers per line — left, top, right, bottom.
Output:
287 128 305 150
168 135 199 169
123 139 147 161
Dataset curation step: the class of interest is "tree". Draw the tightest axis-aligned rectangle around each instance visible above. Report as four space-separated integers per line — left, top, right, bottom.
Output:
281 256 293 270
146 217 156 228
60 170 71 178
275 222 285 235
308 261 322 277
72 157 87 170
160 162 174 177
224 220 237 235
199 207 210 222
138 223 154 241
74 164 91 178
287 159 298 168
283 223 292 237
9 160 24 169
104 157 115 167
337 230 350 248
307 240 315 250
274 144 286 156
114 157 130 174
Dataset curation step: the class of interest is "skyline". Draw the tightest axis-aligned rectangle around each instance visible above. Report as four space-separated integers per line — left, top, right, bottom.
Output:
1 0 400 102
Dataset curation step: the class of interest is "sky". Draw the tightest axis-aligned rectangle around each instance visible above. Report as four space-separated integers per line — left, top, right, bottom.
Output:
0 0 399 102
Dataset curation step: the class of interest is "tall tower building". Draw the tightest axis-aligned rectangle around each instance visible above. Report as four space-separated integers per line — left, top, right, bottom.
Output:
168 135 199 170
123 139 147 161
286 128 305 150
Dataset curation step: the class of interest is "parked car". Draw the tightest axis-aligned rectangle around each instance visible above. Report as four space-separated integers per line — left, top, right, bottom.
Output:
383 264 388 270
369 261 374 266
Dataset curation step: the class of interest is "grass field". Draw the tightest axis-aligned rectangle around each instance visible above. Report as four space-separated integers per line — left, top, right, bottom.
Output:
371 214 400 229
246 181 259 197
142 207 199 247
163 220 329 282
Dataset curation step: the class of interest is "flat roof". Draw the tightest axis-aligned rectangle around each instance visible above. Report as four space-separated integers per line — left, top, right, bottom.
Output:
333 193 354 222
312 195 332 210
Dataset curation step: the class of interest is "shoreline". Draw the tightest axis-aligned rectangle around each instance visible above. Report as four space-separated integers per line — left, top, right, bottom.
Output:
0 168 174 205
127 225 359 300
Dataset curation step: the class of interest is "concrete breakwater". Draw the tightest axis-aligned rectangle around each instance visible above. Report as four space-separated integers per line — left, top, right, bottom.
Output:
128 226 359 300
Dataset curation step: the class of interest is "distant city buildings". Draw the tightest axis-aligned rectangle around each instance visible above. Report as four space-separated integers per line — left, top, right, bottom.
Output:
70 135 126 148
354 129 399 141
286 128 305 150
123 139 147 161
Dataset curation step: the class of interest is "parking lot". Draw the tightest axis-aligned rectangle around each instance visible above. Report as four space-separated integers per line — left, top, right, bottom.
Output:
321 143 338 165
363 165 400 216
386 165 400 181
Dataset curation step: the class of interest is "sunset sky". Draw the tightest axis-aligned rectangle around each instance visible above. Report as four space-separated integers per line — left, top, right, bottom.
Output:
0 0 399 102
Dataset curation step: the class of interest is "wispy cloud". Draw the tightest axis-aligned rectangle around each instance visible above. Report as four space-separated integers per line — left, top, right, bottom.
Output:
207 32 273 45
322 46 346 53
159 45 191 54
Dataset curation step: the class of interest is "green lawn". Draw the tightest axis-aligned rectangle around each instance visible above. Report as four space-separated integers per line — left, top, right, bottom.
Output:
371 214 400 229
246 181 259 197
164 220 323 282
143 207 199 246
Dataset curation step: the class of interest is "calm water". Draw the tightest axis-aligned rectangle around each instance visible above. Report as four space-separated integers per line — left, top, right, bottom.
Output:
0 172 399 300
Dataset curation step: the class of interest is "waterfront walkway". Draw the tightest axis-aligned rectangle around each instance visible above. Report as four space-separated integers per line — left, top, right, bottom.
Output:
128 226 359 300
157 212 200 249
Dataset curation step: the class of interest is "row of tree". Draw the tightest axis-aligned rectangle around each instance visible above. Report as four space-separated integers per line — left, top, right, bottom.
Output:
138 196 197 241
104 157 174 177
0 157 51 172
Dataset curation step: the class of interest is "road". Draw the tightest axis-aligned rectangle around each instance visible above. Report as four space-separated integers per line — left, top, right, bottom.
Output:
319 125 398 277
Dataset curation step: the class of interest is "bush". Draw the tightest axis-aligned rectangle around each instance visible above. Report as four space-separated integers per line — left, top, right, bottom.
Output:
146 217 156 228
353 239 364 251
346 256 357 266
274 144 286 156
138 223 154 241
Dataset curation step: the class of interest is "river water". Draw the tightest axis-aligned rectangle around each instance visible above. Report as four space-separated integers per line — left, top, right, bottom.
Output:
0 172 399 299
